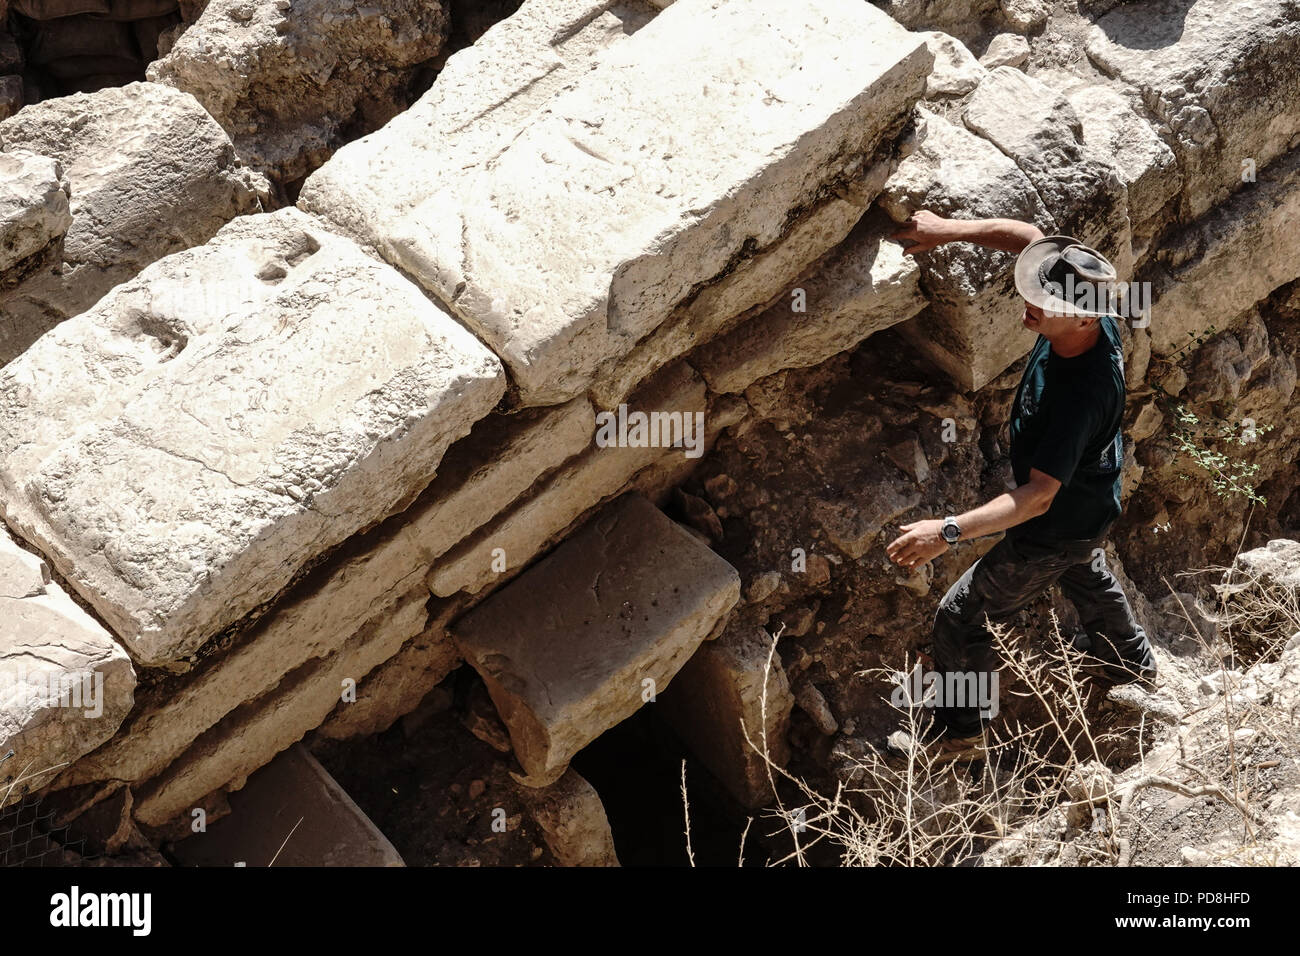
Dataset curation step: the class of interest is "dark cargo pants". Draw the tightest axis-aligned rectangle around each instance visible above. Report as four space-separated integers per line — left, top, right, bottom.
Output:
931 529 1155 737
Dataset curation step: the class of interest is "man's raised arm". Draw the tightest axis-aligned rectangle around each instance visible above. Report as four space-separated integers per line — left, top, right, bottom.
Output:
891 211 1044 256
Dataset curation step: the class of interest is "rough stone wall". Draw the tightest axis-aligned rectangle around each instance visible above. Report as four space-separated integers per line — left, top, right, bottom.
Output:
0 0 1298 864
148 0 452 183
0 81 265 362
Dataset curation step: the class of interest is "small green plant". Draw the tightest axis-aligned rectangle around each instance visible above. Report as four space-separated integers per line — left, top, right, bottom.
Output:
1167 324 1220 361
1169 403 1272 505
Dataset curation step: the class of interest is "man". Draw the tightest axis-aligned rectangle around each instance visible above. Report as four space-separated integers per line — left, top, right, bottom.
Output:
883 210 1157 759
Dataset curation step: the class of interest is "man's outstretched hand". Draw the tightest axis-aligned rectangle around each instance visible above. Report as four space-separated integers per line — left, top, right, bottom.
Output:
892 210 1046 255
890 210 958 256
887 519 949 570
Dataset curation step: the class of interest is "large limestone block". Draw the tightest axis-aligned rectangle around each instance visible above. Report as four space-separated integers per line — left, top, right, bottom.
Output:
0 150 71 285
1 528 135 805
1202 321 1297 424
149 0 450 182
693 215 928 394
399 398 596 568
1042 76 1181 237
1001 0 1049 29
587 188 879 409
1086 0 1300 219
980 33 1028 69
1234 539 1300 592
300 0 666 253
962 68 1131 274
390 0 929 406
170 744 404 866
133 589 428 827
315 621 462 740
452 493 741 786
659 623 793 808
0 82 262 365
879 109 1050 389
306 0 930 406
515 768 619 867
58 401 587 787
59 605 454 787
919 31 985 98
622 390 737 506
1143 147 1300 356
428 362 707 597
0 208 506 666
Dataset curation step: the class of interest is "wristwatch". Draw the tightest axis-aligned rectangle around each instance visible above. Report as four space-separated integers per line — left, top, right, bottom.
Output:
940 516 962 545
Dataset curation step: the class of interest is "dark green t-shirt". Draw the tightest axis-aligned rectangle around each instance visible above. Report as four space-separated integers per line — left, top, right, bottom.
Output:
1008 314 1125 543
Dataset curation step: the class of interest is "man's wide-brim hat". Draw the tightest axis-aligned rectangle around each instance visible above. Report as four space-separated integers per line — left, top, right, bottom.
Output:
1015 235 1118 319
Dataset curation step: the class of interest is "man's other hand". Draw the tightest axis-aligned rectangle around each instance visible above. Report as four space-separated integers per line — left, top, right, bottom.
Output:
886 519 949 569
891 212 1045 255
890 210 955 256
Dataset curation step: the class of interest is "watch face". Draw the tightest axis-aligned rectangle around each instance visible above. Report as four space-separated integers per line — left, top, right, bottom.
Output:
943 522 960 542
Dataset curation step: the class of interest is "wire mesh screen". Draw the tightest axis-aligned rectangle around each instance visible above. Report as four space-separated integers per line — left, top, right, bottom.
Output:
0 792 91 866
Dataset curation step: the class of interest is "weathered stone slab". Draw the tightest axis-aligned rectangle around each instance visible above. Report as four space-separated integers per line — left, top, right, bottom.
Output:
133 589 427 827
1143 147 1300 356
0 82 262 364
428 362 706 597
0 208 505 666
514 768 619 866
315 622 462 740
301 0 664 254
1086 0 1300 219
452 493 740 786
813 485 922 560
169 744 404 866
404 398 596 565
980 34 1028 69
589 193 873 410
623 391 745 508
879 109 1049 389
919 31 985 98
306 0 930 405
390 0 928 406
1042 75 1180 259
693 215 927 394
58 399 587 787
1 528 135 805
962 67 1131 275
149 0 450 182
0 150 70 286
658 623 793 808
1234 539 1300 592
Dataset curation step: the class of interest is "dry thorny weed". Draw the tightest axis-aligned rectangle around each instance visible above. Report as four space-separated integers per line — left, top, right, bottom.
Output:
677 556 1297 866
